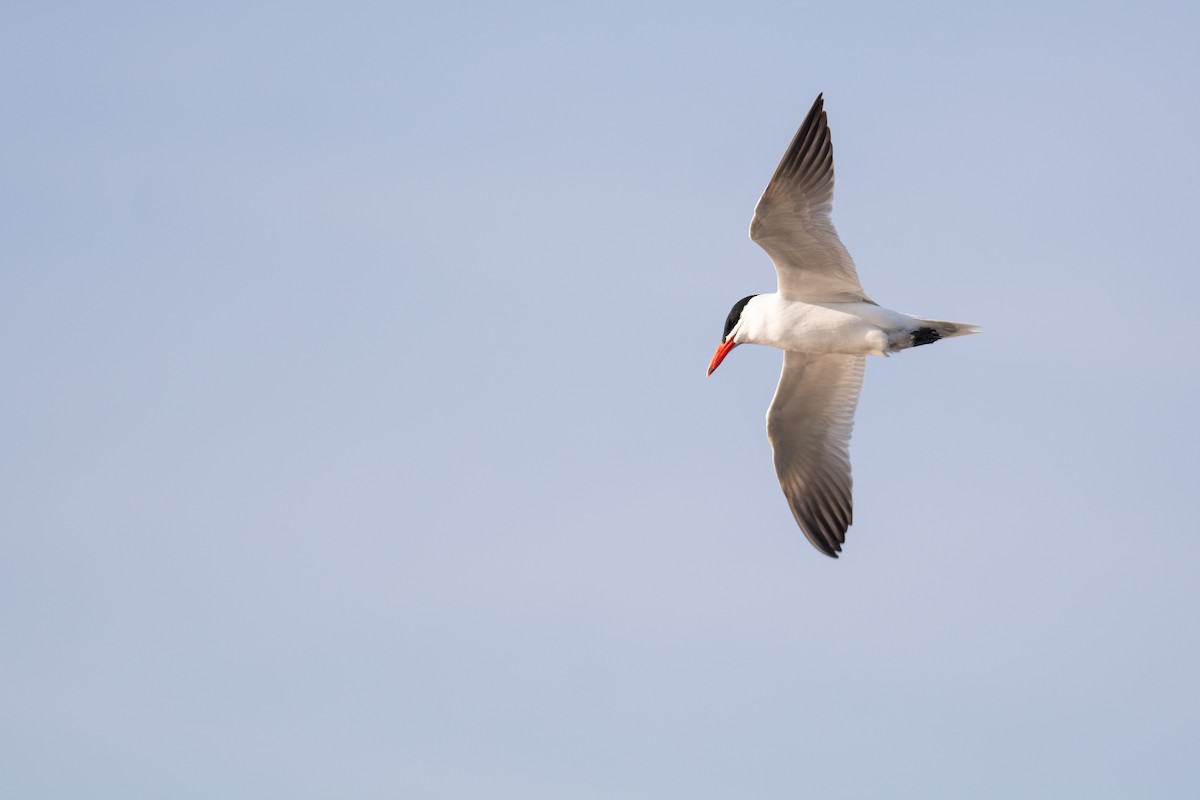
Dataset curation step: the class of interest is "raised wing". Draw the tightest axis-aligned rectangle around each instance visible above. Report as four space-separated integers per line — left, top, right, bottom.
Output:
750 94 871 303
767 352 865 557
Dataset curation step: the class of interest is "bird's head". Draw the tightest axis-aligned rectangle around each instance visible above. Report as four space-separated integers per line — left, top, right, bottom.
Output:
707 294 758 377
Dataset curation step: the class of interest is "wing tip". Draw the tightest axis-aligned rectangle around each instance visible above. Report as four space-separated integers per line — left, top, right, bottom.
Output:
796 511 847 559
808 534 843 558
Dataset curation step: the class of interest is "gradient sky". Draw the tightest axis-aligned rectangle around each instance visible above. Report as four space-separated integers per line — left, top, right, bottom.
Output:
3 1 1199 798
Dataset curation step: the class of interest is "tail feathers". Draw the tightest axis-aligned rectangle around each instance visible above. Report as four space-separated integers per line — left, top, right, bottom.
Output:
916 318 981 340
895 318 980 351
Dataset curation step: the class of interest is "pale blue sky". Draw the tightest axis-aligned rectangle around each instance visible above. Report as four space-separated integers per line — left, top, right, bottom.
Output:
3 1 1198 798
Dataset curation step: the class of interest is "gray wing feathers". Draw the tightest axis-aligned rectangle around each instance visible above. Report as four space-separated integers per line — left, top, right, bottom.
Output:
750 94 871 303
766 352 865 557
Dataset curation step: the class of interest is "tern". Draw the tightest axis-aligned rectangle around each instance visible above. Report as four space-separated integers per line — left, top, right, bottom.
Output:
706 94 978 558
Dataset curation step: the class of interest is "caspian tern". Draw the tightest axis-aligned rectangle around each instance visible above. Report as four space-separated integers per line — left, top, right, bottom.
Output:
707 94 978 558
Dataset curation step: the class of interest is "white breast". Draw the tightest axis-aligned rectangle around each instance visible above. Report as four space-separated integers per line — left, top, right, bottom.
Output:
736 294 911 356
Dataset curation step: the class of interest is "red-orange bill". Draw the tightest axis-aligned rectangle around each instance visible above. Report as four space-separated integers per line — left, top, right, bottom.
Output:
707 339 737 377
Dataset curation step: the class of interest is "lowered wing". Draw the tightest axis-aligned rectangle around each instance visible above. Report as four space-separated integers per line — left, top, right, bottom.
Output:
766 351 865 557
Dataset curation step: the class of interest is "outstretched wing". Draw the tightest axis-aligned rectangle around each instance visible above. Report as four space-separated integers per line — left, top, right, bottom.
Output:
766 351 865 557
750 94 871 304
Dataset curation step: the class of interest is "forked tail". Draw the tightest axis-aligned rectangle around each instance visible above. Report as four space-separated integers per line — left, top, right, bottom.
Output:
919 318 981 338
904 318 981 349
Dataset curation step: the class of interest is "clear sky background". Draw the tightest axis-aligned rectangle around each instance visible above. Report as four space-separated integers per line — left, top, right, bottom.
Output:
3 1 1198 798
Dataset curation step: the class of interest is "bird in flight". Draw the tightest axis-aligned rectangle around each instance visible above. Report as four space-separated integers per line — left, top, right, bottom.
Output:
707 94 978 558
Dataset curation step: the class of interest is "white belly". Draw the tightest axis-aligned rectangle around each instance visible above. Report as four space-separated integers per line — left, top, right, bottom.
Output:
737 295 915 356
